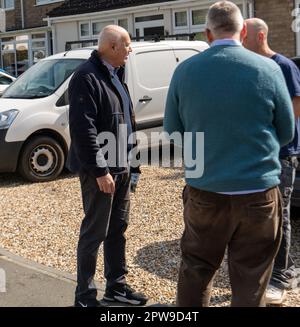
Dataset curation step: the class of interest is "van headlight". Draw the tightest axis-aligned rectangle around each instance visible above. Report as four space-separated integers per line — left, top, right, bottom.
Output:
0 109 19 130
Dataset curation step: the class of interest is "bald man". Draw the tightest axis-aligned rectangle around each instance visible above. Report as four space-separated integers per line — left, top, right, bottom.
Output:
67 25 148 307
244 18 300 305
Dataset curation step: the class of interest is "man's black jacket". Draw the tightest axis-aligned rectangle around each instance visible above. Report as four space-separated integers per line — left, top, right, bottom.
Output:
67 49 140 178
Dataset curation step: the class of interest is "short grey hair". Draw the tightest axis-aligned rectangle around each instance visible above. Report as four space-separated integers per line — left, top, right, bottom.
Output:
206 1 244 37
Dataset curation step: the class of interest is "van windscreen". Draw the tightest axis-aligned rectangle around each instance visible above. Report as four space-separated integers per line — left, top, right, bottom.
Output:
2 59 84 99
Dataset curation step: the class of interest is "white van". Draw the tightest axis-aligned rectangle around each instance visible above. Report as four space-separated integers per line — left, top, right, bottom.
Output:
0 40 208 182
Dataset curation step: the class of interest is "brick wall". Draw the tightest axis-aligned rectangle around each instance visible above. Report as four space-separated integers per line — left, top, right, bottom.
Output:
254 0 296 57
5 0 64 31
24 0 64 29
5 6 18 31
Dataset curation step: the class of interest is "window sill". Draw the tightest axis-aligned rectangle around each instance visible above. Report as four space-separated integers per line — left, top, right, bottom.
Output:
34 0 64 7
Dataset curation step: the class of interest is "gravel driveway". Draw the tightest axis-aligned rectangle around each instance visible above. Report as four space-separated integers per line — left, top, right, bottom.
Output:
0 167 299 306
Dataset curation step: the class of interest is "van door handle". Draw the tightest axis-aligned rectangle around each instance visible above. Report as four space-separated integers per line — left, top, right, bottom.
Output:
139 96 152 103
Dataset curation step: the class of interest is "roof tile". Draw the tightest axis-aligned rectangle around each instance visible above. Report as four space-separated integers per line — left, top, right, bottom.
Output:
47 0 175 17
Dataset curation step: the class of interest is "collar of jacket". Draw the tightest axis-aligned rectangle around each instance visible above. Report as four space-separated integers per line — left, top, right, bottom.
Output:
89 49 125 83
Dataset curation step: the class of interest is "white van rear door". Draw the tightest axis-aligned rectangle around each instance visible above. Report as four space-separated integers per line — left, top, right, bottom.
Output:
173 48 200 64
130 47 177 129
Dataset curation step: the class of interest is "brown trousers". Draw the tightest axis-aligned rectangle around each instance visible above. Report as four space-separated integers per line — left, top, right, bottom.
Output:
177 185 282 307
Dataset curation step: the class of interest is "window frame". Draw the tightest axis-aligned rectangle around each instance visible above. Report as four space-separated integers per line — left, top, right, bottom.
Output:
1 0 15 10
79 21 91 39
173 2 251 36
1 32 49 77
35 0 64 6
190 8 207 28
91 21 101 38
91 20 115 38
80 19 121 39
173 10 189 30
118 18 129 31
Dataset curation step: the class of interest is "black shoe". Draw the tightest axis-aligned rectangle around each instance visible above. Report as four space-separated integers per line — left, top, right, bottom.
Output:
103 284 148 306
74 299 107 307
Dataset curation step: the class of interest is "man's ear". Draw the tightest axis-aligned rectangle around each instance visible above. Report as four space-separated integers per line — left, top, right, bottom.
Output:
206 29 214 44
240 22 247 41
258 31 265 43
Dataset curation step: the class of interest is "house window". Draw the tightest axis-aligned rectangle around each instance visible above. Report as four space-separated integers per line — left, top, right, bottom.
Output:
32 33 46 39
2 52 15 76
135 14 164 40
79 22 90 38
1 36 14 42
1 32 48 76
92 22 101 36
36 0 64 5
135 15 164 23
16 41 29 76
16 35 28 41
1 0 14 10
173 2 250 38
1 37 16 76
1 42 14 51
191 9 207 26
91 21 114 37
31 33 46 63
118 18 128 31
174 11 188 27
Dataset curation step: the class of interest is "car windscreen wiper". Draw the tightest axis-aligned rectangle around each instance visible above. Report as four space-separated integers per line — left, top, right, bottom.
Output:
2 95 48 99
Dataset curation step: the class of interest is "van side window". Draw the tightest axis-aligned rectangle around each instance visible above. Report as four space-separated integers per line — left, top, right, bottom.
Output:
56 89 69 107
135 50 177 89
2 59 84 99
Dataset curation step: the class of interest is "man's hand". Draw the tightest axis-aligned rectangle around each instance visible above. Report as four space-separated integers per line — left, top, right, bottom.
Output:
96 173 115 194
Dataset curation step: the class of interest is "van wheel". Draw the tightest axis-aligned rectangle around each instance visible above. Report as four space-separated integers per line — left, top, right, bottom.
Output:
18 136 65 182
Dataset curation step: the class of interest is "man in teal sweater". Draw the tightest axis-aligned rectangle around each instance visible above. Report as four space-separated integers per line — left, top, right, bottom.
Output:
164 1 294 307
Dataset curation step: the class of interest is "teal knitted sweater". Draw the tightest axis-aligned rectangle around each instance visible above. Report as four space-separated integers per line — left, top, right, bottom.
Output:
164 45 294 192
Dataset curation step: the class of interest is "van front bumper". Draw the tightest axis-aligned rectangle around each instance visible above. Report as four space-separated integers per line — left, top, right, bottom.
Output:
0 129 23 172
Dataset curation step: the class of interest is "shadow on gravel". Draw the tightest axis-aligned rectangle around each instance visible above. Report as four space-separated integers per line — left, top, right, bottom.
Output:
134 239 180 282
135 220 300 293
158 170 184 181
0 170 76 189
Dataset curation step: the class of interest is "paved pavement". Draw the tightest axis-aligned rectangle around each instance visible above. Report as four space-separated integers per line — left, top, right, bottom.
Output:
0 246 135 307
0 247 85 307
0 247 158 307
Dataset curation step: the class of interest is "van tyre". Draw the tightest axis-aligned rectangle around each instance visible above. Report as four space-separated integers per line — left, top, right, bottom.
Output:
18 136 65 182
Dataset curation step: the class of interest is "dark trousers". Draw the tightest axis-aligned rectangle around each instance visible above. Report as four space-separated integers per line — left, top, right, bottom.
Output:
177 185 282 307
271 157 298 289
75 172 130 302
